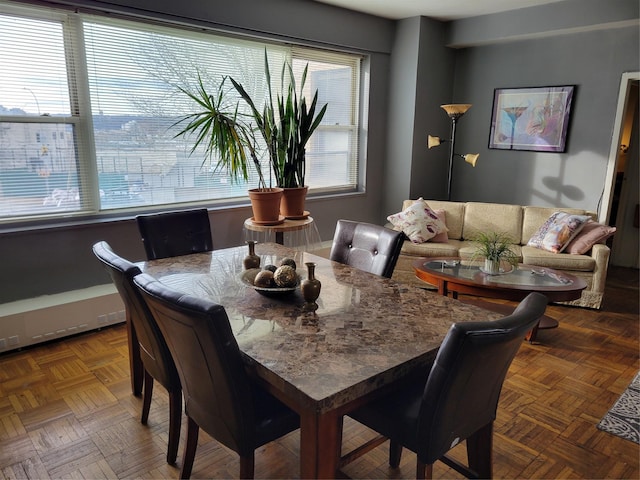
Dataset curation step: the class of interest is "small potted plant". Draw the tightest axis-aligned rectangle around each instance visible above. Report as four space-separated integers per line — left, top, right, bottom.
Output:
471 231 519 274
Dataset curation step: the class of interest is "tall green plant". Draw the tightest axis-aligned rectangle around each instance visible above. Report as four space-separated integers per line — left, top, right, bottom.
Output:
230 51 327 188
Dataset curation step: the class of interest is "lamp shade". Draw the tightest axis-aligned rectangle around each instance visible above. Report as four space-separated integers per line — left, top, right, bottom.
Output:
463 153 479 167
427 135 442 149
441 104 472 118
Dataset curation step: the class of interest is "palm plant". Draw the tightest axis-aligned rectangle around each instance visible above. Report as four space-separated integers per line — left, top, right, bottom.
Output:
173 74 266 187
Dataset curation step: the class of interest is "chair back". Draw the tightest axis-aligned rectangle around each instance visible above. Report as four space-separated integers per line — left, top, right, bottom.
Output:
133 272 257 456
92 241 179 390
136 208 213 260
417 292 548 464
329 219 404 278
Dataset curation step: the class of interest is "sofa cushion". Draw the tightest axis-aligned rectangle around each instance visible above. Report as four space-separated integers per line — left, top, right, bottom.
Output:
461 203 523 243
526 211 590 253
400 238 462 257
564 220 616 254
388 199 447 243
522 206 592 245
521 245 595 271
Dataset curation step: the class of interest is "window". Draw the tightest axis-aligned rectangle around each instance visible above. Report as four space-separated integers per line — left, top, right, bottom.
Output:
0 2 361 222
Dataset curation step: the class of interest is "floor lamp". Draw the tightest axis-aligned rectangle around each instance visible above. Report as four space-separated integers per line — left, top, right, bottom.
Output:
428 104 479 201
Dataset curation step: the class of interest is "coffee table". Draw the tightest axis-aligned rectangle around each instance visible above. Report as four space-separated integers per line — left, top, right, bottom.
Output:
413 257 587 342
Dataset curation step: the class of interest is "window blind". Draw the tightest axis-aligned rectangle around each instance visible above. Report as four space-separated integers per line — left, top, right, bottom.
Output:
0 1 361 221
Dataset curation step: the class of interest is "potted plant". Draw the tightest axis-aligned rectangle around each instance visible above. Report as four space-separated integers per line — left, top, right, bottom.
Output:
231 53 327 218
174 51 327 221
471 231 519 274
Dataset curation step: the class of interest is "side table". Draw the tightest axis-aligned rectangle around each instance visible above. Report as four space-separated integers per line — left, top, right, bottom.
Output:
243 216 322 251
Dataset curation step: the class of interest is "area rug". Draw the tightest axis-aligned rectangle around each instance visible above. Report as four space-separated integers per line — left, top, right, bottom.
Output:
597 372 640 444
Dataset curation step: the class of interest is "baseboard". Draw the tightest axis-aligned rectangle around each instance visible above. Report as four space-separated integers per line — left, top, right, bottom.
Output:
0 285 124 354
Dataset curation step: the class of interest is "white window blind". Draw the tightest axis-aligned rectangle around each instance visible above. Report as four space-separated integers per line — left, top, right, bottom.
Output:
0 6 84 218
0 2 361 221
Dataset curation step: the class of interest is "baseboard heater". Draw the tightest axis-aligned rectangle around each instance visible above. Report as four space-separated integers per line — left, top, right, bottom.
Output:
0 285 124 354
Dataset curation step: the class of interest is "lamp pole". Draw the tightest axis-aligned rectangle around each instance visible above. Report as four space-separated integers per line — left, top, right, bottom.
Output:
447 116 457 201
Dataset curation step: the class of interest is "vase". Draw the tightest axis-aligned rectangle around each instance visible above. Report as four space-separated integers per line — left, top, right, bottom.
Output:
301 262 321 311
248 187 284 224
484 258 501 275
280 186 308 219
243 240 260 270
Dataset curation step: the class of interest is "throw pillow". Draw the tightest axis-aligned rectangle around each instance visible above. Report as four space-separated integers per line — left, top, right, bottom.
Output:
527 211 590 253
387 198 448 243
565 220 616 254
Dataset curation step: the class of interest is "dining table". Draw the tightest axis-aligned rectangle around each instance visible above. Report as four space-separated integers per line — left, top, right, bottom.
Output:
137 242 501 479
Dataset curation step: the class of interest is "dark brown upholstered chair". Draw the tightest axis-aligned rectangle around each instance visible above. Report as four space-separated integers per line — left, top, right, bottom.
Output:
329 219 404 278
92 241 182 464
340 292 548 479
136 208 213 260
133 272 300 480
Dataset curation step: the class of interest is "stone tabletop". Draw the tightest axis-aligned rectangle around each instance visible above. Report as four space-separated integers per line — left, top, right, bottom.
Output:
140 243 501 413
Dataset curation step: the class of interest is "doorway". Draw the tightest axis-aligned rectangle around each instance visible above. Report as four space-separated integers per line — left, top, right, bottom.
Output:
601 72 639 268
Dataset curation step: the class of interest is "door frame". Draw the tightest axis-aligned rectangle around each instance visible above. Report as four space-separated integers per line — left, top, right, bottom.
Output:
600 71 640 223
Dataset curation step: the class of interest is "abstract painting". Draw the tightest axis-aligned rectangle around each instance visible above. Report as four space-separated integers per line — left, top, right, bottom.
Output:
489 85 575 152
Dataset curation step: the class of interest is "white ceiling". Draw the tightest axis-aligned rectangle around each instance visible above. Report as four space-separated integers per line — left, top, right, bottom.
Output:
309 0 569 21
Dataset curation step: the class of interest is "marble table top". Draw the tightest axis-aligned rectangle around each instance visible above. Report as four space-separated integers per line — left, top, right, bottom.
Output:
140 243 501 414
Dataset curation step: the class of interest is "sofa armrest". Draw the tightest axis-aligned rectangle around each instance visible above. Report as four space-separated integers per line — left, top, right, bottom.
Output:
590 243 611 294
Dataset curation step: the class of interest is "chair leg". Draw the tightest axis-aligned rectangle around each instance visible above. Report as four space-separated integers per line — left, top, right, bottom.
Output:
416 460 432 479
141 370 153 424
466 422 493 479
239 454 255 479
389 440 403 468
166 389 182 465
180 417 199 480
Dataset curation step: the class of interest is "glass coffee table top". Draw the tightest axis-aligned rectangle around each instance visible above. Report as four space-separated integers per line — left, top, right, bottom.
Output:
421 259 575 288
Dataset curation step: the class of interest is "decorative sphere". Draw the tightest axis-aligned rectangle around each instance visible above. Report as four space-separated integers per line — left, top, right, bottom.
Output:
263 264 277 273
280 258 297 270
254 270 275 287
273 265 297 287
243 268 261 285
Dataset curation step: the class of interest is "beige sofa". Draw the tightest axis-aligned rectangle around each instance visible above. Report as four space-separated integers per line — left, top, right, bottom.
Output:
390 200 610 309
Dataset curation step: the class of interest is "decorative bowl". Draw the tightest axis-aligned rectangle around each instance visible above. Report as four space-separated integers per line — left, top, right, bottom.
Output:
240 269 301 297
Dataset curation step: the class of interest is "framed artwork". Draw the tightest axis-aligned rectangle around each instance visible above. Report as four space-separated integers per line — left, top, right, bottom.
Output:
488 85 575 152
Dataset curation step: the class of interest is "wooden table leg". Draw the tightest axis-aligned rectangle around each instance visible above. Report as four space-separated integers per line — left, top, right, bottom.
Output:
300 408 342 479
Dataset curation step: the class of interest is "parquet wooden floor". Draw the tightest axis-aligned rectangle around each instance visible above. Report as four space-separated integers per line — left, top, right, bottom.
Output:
0 267 638 479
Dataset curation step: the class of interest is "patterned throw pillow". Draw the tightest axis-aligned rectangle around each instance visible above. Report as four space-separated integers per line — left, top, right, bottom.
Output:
564 220 616 254
387 198 448 243
527 211 590 253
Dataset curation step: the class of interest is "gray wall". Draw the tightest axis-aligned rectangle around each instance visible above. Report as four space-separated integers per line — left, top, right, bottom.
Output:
2 0 639 303
449 26 639 209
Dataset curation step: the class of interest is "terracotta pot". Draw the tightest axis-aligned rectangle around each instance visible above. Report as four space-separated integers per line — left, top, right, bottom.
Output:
280 186 308 218
248 187 284 223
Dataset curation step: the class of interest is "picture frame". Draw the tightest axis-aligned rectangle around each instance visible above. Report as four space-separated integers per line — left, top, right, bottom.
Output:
488 85 575 152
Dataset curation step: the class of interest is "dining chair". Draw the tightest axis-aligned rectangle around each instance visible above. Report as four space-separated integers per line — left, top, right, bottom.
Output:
133 272 300 480
136 208 213 260
339 292 548 479
92 241 182 464
329 219 404 278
